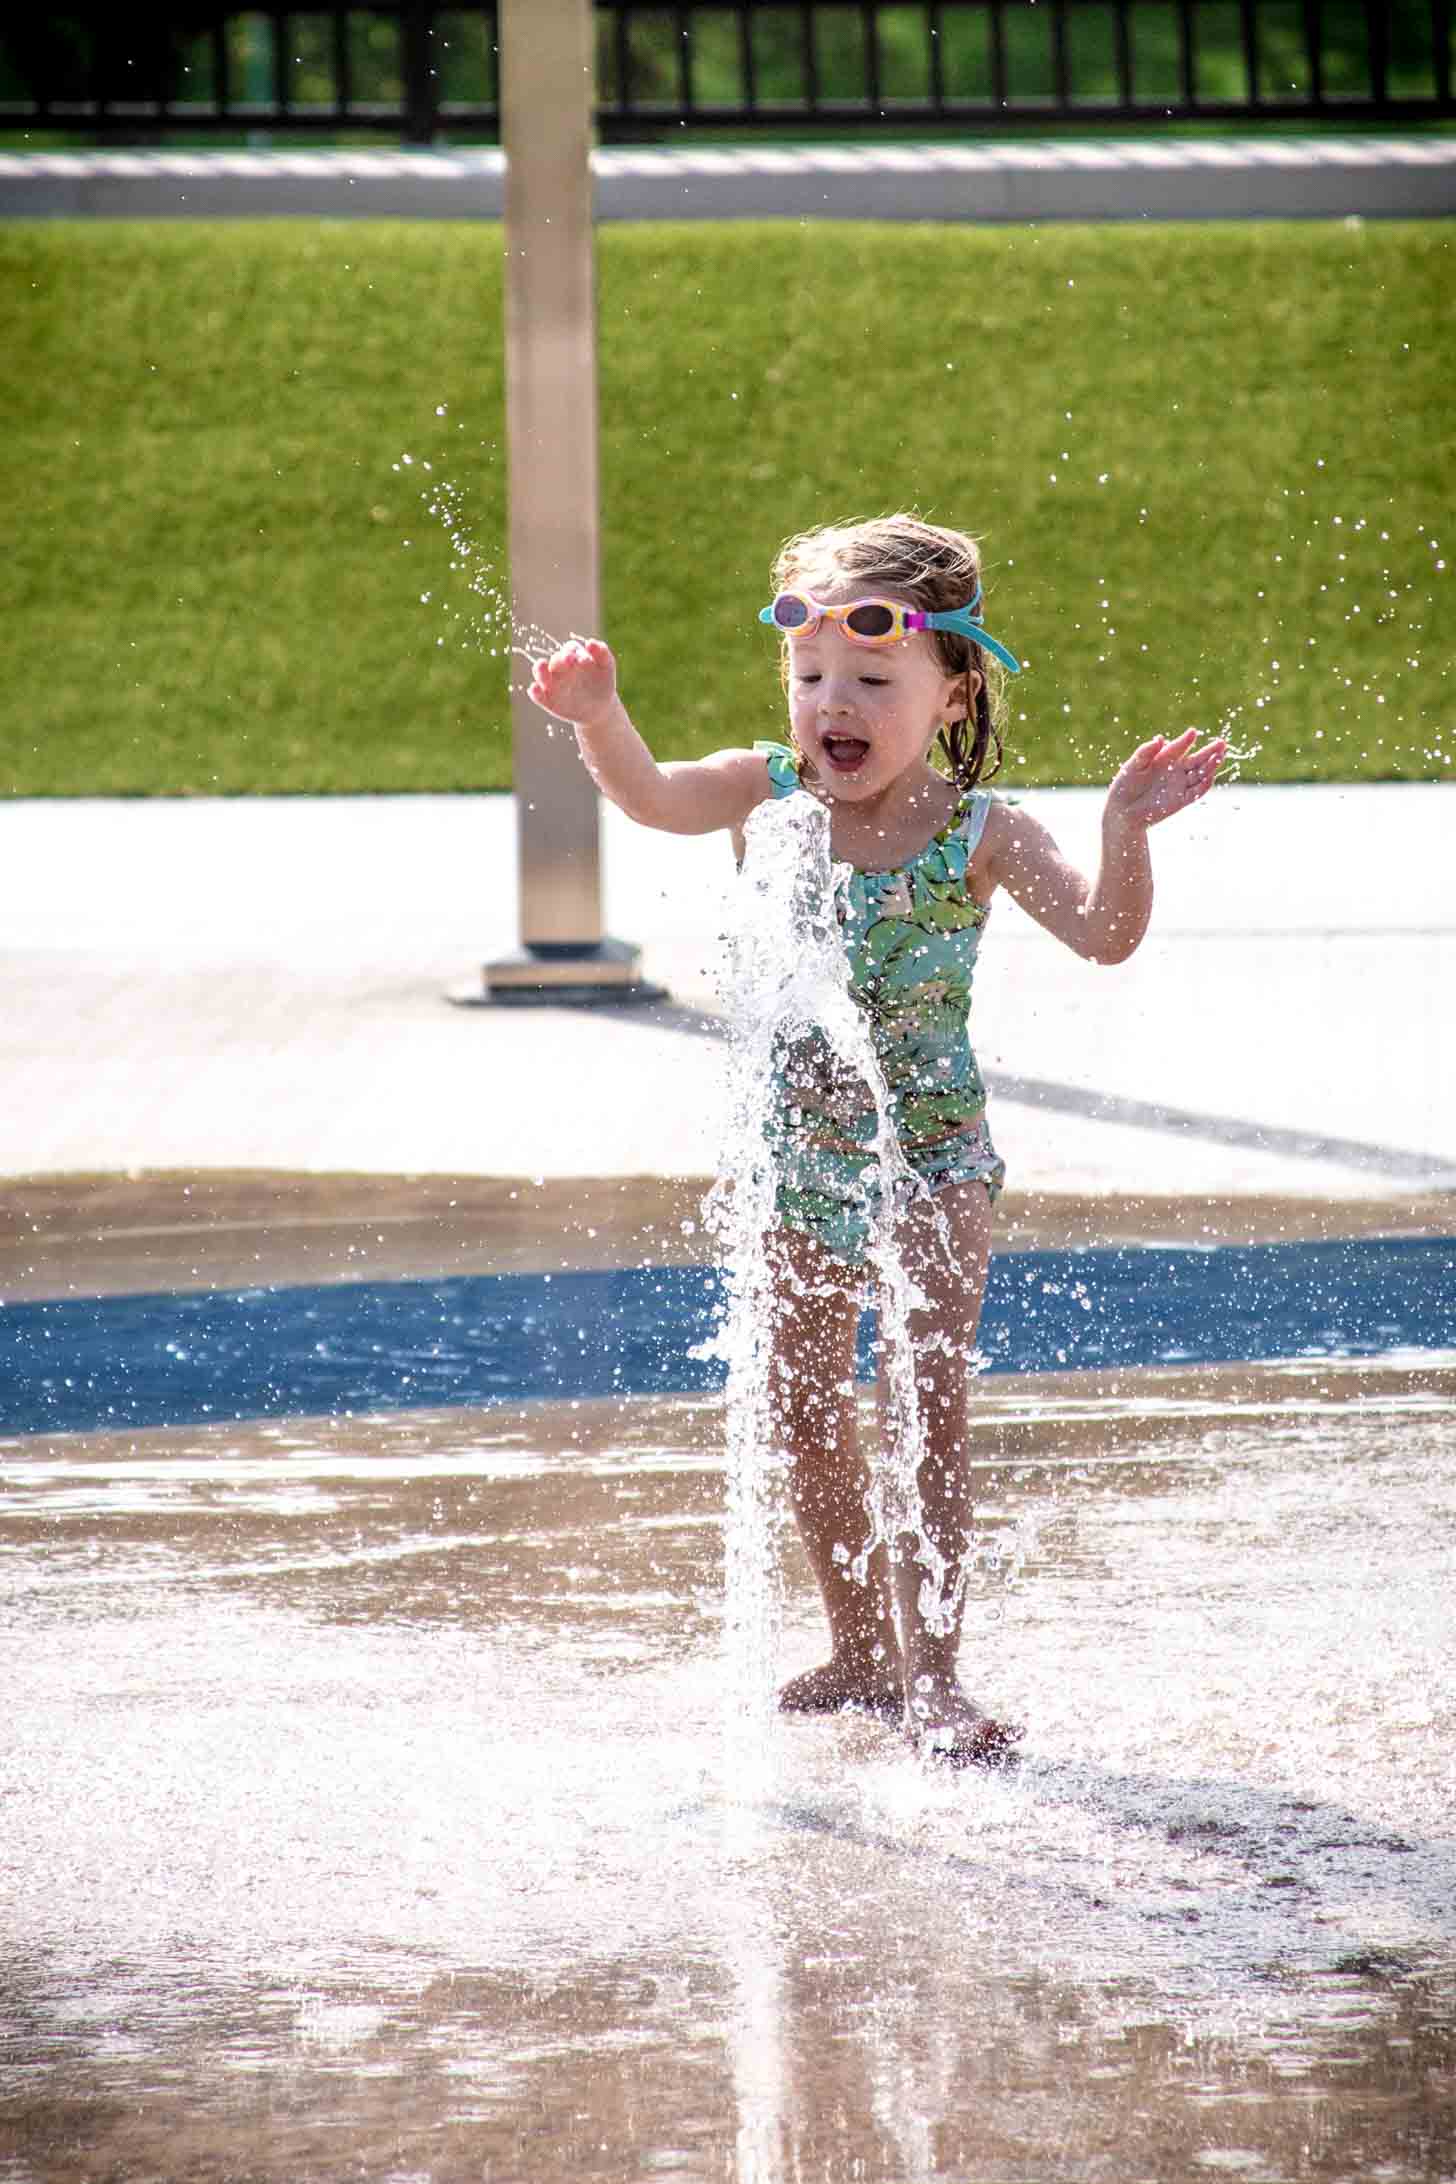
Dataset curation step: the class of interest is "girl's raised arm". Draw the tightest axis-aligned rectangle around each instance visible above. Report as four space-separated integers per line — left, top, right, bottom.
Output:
527 638 770 837
985 729 1225 965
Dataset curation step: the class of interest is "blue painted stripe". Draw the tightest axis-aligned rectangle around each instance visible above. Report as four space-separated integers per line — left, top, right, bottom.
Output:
1 1238 1452 1438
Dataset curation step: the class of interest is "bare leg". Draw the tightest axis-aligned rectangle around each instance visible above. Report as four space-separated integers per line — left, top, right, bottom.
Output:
884 1179 1022 1767
769 1224 903 1717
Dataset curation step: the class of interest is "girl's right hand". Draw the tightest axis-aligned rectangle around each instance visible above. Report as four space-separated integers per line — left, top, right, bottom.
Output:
527 638 619 728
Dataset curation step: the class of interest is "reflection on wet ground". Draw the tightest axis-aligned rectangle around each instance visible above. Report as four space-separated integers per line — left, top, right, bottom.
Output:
3 1361 1454 2182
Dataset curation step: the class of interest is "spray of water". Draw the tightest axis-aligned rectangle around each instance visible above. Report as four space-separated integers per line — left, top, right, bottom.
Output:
412 469 565 695
704 793 979 1780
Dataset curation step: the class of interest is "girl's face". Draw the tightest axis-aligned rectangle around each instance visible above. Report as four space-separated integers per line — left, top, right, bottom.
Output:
783 575 971 805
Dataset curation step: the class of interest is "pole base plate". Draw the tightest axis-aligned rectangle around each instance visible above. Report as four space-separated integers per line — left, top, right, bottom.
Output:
453 937 668 1009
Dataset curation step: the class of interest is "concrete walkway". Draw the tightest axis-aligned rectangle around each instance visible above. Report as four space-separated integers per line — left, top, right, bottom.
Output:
4 784 1453 1212
3 138 1454 223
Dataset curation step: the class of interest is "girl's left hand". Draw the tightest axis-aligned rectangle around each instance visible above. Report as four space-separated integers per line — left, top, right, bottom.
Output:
1105 729 1227 830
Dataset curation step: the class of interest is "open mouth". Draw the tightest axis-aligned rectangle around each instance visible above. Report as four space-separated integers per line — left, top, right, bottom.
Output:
822 734 870 772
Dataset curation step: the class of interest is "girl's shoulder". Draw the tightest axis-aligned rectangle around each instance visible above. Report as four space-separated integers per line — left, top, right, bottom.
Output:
962 786 1023 899
973 787 1022 843
956 782 1008 848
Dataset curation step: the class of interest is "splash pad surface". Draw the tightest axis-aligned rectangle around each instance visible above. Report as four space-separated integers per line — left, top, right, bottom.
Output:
5 724 1454 2183
3 1354 1453 2181
4 1231 1454 1434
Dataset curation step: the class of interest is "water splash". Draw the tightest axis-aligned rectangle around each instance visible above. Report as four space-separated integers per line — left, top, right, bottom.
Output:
415 473 563 687
703 794 972 1781
1210 721 1263 783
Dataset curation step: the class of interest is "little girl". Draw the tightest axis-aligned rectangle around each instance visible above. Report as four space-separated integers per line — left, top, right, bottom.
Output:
528 513 1224 1767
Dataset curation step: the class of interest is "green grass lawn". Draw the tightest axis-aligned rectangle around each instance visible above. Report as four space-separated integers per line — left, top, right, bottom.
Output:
3 216 1451 794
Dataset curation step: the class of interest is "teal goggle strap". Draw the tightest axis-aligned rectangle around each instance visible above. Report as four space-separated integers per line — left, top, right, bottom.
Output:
918 605 1022 677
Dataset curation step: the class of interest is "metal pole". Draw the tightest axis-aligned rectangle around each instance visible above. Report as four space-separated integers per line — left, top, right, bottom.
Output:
483 0 659 1005
401 0 438 146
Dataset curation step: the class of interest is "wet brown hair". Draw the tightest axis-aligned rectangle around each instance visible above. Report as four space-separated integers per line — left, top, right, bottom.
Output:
770 512 1006 792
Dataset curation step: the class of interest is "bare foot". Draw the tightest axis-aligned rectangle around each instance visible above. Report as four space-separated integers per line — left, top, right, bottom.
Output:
905 1682 1024 1770
778 1656 903 1721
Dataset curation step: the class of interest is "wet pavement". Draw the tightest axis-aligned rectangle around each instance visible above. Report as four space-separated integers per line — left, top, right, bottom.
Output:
3 1362 1454 2182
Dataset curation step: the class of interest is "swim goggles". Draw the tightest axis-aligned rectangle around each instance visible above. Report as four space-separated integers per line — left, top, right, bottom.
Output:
759 586 1021 674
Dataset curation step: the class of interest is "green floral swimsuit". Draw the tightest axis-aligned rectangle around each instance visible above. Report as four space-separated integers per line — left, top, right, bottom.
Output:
757 740 1006 1264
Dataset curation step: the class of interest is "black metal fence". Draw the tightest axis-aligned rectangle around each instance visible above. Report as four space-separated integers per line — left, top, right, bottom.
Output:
5 3 1452 142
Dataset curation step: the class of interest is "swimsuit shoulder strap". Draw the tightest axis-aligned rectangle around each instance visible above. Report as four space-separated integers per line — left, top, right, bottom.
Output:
957 787 996 859
754 740 804 801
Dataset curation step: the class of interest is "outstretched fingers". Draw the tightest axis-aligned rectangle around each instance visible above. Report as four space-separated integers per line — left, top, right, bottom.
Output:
1131 727 1205 773
526 636 617 724
1106 728 1229 829
1179 734 1229 801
